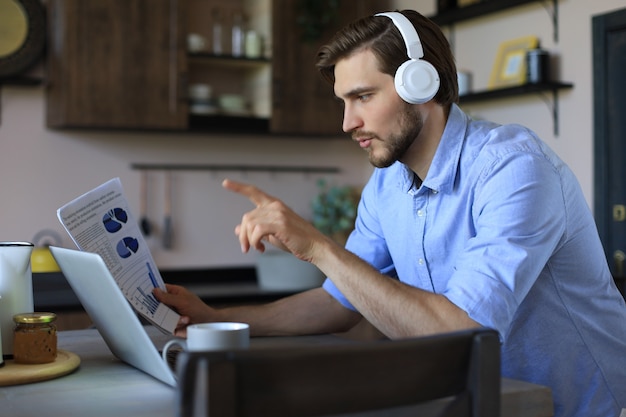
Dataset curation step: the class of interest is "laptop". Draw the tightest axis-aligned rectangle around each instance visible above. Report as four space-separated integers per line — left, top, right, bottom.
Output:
50 246 177 387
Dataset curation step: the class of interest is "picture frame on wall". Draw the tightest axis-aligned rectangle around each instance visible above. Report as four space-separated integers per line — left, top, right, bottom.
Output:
488 35 539 89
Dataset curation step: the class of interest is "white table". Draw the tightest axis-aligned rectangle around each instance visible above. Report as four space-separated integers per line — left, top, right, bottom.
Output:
0 327 553 417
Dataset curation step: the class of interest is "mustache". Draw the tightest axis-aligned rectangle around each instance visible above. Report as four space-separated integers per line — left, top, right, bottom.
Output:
352 130 378 140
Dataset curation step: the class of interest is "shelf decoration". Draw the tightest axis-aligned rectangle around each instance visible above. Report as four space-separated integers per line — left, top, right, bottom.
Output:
488 35 539 89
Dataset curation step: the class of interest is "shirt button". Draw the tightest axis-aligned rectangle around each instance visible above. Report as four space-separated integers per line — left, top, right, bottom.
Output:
417 209 424 217
418 258 425 265
432 190 438 194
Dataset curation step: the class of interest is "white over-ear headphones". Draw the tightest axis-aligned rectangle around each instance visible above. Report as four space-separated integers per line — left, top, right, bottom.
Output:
376 12 440 104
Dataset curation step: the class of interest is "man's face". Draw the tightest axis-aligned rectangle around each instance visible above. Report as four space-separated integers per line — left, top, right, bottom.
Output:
334 49 422 168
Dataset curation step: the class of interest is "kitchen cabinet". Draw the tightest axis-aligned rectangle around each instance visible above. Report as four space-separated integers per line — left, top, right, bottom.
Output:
270 0 389 135
45 0 389 135
46 0 188 130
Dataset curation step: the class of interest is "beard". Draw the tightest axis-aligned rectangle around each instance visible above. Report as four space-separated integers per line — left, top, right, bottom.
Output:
357 103 423 168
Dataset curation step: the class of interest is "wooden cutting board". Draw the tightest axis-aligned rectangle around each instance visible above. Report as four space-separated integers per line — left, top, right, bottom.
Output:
0 350 80 386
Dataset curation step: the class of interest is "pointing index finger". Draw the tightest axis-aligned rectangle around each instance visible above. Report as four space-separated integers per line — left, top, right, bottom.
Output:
222 178 275 206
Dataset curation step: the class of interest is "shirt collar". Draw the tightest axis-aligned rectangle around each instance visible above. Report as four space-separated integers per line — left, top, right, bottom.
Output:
424 103 468 194
397 103 468 194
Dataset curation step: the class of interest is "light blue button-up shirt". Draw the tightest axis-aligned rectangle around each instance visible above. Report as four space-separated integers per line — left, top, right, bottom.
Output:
323 104 626 417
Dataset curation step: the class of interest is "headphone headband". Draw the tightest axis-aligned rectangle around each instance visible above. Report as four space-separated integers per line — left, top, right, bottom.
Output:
375 12 424 60
374 11 440 104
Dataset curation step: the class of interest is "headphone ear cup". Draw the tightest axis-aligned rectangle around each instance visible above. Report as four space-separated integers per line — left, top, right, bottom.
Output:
394 59 441 104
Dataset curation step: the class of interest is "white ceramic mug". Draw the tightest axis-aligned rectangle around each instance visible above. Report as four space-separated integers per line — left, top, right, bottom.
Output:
161 322 250 365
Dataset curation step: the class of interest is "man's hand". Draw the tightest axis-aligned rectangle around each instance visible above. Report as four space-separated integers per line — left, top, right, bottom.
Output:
153 284 217 337
222 178 330 262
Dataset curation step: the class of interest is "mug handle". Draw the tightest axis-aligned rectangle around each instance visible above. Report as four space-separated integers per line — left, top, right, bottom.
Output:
162 338 186 371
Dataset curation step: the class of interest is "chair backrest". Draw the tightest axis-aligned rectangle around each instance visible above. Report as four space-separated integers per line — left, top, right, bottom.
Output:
175 327 500 417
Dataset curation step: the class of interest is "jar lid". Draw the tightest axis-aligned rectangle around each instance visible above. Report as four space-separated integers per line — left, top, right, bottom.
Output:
13 312 57 324
0 241 34 247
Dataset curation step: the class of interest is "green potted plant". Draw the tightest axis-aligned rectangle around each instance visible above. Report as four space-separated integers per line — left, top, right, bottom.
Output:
311 179 360 246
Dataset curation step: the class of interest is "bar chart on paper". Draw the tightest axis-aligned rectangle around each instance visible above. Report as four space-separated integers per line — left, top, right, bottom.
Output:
123 260 179 332
123 261 163 316
135 263 160 314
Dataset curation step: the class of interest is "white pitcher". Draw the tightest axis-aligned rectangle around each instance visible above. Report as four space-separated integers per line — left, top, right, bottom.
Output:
0 242 34 357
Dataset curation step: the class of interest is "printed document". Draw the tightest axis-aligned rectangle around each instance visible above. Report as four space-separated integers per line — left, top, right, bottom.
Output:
57 178 179 334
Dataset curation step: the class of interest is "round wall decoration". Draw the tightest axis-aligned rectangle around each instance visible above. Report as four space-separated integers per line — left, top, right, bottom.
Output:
0 0 46 79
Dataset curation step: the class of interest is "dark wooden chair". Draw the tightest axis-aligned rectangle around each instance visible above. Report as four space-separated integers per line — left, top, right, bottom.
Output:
175 327 500 417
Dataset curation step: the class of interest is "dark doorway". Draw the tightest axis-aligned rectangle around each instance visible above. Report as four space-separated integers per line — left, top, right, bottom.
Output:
593 7 626 297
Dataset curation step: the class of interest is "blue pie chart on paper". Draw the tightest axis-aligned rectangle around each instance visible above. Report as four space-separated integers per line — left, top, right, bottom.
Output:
116 237 139 259
103 208 128 233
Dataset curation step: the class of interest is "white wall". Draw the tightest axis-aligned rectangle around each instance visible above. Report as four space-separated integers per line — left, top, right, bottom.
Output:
0 87 371 268
1 0 624 269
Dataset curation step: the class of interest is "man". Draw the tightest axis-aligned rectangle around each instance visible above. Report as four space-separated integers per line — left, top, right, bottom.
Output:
155 10 626 417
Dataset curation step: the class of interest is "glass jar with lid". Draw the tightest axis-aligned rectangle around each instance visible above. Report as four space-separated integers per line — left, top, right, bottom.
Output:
13 312 57 364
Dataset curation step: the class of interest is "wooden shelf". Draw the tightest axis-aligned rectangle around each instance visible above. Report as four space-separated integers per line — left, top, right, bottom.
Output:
459 82 573 104
0 75 43 86
459 82 574 136
188 114 269 133
432 0 559 42
432 0 544 26
187 53 270 69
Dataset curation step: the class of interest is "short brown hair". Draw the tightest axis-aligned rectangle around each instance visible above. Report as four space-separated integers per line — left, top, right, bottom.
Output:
316 10 458 107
